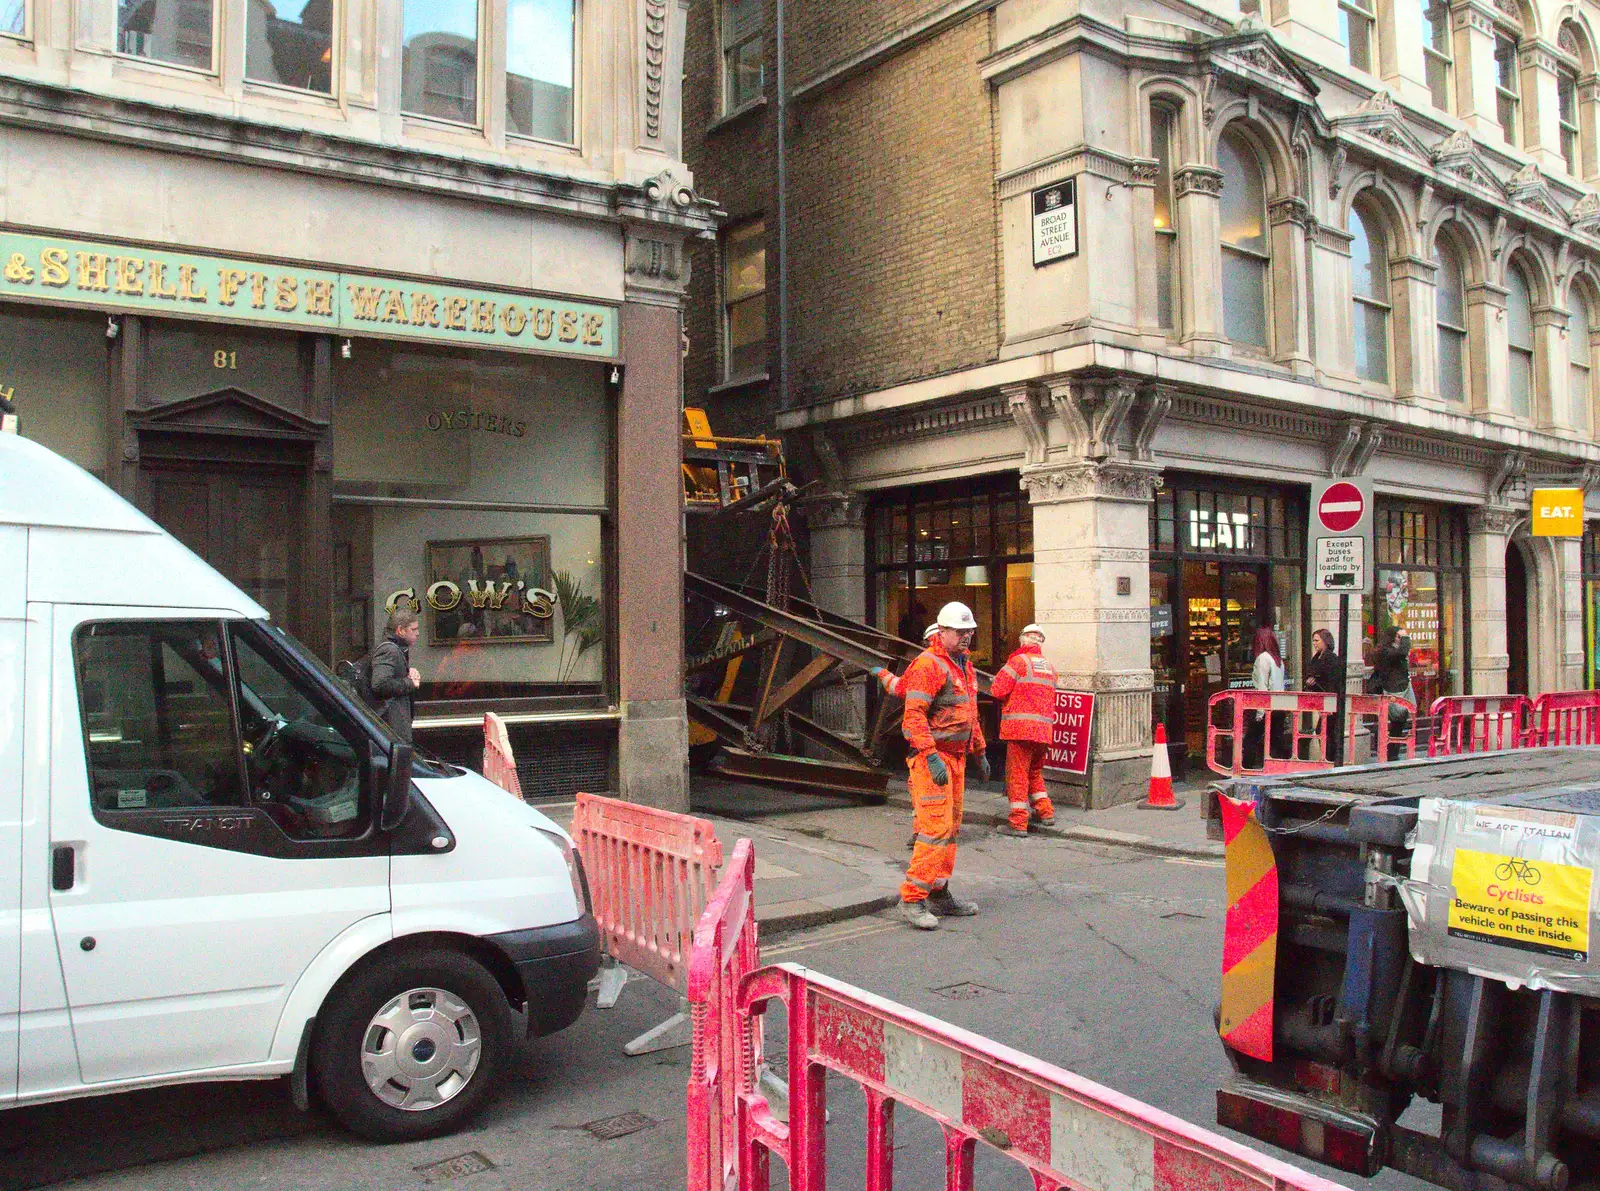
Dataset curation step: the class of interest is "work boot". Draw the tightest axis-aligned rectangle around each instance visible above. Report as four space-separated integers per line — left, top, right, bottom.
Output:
996 823 1029 838
928 887 979 917
898 898 939 930
1030 810 1056 827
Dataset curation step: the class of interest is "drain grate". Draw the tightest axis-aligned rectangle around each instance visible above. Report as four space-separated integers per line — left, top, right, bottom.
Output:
414 1151 496 1182
583 1111 659 1141
933 981 998 1001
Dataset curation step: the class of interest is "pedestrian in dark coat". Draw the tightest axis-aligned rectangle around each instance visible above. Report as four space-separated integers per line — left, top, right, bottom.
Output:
370 607 422 742
1304 628 1345 764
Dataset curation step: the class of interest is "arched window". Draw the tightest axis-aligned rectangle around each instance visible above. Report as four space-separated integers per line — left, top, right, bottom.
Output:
1350 201 1390 383
1422 0 1453 109
1507 263 1535 418
1219 129 1270 351
1572 286 1594 434
1152 104 1178 332
1434 237 1468 404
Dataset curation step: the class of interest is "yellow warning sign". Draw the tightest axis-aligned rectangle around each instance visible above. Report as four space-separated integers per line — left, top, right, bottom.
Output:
1448 849 1593 961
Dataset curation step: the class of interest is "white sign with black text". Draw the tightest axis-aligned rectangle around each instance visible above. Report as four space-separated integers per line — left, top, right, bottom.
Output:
1306 476 1374 594
1032 181 1078 267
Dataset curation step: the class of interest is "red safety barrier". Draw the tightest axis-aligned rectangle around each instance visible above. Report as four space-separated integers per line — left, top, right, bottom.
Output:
481 711 524 798
1427 695 1531 756
731 962 1350 1191
1532 689 1600 745
1347 693 1416 764
1207 691 1415 777
687 838 759 1191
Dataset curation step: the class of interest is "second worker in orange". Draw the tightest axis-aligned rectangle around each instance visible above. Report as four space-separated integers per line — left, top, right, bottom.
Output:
989 623 1057 837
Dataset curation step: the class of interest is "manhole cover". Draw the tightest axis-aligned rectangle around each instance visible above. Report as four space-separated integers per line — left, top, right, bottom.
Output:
415 1151 495 1182
933 981 997 1001
583 1111 659 1141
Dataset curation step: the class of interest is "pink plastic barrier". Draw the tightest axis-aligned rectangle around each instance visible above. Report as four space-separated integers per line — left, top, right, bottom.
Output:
686 838 759 1191
731 962 1350 1191
570 792 723 995
481 712 524 798
1348 693 1416 763
1532 690 1600 746
1206 691 1415 777
1427 695 1531 756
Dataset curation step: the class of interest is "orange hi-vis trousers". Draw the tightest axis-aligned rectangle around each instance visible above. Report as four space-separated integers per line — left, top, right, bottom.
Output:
1005 740 1054 829
901 749 965 902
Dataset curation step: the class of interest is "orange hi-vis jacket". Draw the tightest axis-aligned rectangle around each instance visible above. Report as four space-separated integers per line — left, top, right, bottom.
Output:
988 644 1057 744
901 641 985 757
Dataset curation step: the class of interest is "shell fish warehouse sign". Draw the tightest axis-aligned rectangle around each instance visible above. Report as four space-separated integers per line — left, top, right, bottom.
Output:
0 230 617 359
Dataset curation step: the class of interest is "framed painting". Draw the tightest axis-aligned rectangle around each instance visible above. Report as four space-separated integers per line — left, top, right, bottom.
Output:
425 535 555 646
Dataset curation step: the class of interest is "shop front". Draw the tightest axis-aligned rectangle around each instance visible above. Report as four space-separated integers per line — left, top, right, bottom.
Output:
2 229 631 798
1363 500 1468 714
1584 523 1600 689
1148 474 1307 774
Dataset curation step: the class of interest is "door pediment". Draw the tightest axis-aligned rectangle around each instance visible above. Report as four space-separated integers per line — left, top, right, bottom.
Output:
132 389 324 440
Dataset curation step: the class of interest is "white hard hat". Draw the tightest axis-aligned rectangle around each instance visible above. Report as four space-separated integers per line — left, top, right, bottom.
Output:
936 601 978 631
1020 624 1045 640
922 623 941 640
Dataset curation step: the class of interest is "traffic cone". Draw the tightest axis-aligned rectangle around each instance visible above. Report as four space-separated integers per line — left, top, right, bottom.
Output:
1141 724 1185 811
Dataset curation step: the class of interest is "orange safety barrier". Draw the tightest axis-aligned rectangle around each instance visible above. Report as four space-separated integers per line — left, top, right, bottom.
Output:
481 712 524 798
1427 695 1531 756
1206 691 1415 777
686 838 759 1191
1347 692 1417 764
728 962 1353 1191
1532 689 1600 745
571 791 724 1054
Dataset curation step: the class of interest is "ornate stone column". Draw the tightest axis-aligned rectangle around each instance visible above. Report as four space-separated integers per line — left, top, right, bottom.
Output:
1467 504 1519 694
1022 448 1161 809
1520 40 1567 174
1390 254 1439 402
1465 280 1509 419
1450 1 1504 140
1268 196 1314 377
801 489 870 741
1173 164 1229 356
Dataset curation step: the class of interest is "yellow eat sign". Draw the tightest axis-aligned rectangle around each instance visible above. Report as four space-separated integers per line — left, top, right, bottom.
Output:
1531 487 1584 537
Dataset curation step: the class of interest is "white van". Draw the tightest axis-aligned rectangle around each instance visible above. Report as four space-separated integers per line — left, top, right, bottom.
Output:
0 433 600 1141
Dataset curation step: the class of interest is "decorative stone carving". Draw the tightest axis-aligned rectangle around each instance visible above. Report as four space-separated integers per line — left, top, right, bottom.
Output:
1020 460 1163 504
1489 448 1528 503
624 235 686 283
809 425 845 489
1561 22 1581 57
1330 419 1364 476
1328 143 1348 199
1432 130 1506 194
1049 376 1137 460
1268 195 1314 228
1130 161 1160 186
1493 0 1523 24
1354 90 1398 115
1572 191 1600 233
1202 70 1218 127
1004 382 1049 465
643 0 668 141
801 489 865 531
1173 165 1224 198
1130 387 1170 463
1351 424 1384 475
1468 504 1524 536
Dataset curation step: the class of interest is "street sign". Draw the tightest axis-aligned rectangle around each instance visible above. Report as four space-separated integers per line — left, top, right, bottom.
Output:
1044 691 1095 775
1031 181 1078 267
1307 476 1374 594
1531 487 1583 537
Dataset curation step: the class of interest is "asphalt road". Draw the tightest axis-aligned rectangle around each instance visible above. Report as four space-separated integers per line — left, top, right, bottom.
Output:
1 824 1432 1191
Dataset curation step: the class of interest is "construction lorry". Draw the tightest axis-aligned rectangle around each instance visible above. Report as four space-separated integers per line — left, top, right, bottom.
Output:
1211 749 1600 1190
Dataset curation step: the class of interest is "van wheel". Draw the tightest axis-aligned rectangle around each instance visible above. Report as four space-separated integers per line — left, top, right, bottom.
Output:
313 950 516 1142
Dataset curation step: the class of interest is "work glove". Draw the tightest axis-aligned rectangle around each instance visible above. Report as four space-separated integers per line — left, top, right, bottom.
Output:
925 751 950 786
975 752 991 782
871 667 887 679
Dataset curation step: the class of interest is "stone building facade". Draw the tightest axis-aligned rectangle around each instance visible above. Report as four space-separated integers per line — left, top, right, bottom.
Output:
2 0 714 807
686 0 1600 805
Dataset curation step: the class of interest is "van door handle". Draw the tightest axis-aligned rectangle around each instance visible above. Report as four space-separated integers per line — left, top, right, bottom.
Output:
51 845 75 891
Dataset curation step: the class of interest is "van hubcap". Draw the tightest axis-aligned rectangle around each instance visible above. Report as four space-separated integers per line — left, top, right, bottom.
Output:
361 987 482 1111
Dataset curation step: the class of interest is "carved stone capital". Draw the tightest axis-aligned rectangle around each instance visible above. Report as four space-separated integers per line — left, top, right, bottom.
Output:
1173 165 1224 199
1048 374 1137 461
1268 195 1314 229
1004 381 1049 465
1020 460 1163 505
1467 504 1524 536
623 228 690 303
800 489 866 531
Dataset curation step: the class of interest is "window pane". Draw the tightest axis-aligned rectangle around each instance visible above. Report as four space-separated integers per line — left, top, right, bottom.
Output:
1222 250 1269 348
507 0 574 142
1355 300 1390 382
1218 133 1266 254
119 0 213 69
1497 35 1519 91
726 297 765 378
1425 0 1450 52
724 220 766 379
726 38 764 109
231 628 367 839
1573 291 1591 365
75 621 242 813
1152 108 1173 231
1426 52 1451 109
1507 267 1534 350
725 221 766 302
1438 326 1466 403
721 0 760 48
246 0 333 92
0 0 21 33
1343 6 1373 72
1156 234 1174 330
1350 206 1388 302
1434 242 1466 327
1572 365 1591 433
1510 348 1533 417
402 0 479 123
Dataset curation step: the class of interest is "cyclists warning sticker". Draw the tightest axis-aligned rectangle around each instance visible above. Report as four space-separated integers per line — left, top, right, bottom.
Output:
1448 847 1593 961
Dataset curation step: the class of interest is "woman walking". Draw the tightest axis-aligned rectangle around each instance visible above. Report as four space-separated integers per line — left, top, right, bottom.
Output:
1304 628 1344 763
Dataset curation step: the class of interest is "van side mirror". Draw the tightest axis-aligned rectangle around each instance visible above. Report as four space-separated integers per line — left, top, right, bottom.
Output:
377 742 413 831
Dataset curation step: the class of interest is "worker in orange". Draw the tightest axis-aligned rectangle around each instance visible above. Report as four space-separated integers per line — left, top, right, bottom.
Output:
871 623 940 698
897 601 988 930
989 623 1057 837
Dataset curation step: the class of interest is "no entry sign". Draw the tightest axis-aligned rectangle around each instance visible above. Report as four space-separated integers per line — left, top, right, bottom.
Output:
1317 482 1365 533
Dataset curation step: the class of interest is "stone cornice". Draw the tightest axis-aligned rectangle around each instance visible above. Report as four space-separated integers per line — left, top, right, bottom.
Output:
996 144 1156 200
1020 459 1163 504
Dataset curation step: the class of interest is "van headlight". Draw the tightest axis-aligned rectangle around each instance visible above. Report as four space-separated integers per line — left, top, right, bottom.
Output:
536 828 591 913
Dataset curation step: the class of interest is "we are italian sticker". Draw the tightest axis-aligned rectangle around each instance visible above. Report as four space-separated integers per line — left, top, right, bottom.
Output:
1448 848 1593 961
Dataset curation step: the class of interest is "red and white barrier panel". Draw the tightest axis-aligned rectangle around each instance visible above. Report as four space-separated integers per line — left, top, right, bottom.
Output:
1532 689 1600 746
571 792 724 1054
1427 695 1530 756
686 838 759 1191
733 963 1350 1191
481 712 524 798
1206 691 1415 777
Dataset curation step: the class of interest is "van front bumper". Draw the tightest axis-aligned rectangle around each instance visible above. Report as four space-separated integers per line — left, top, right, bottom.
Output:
485 913 602 1037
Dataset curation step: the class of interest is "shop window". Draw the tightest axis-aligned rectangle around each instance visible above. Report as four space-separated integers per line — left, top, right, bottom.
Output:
1506 262 1535 419
117 0 215 70
507 0 575 143
1496 33 1521 146
1433 237 1468 404
245 0 334 94
330 343 611 707
1339 0 1377 73
1585 523 1600 687
1367 502 1467 712
720 0 763 113
1572 286 1594 435
723 219 767 381
402 0 479 124
0 304 110 476
1349 200 1390 384
1219 128 1270 352
1151 104 1178 332
1423 0 1453 110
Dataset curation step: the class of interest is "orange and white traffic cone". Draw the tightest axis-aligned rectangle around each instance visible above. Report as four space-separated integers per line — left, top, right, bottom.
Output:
1141 724 1185 811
